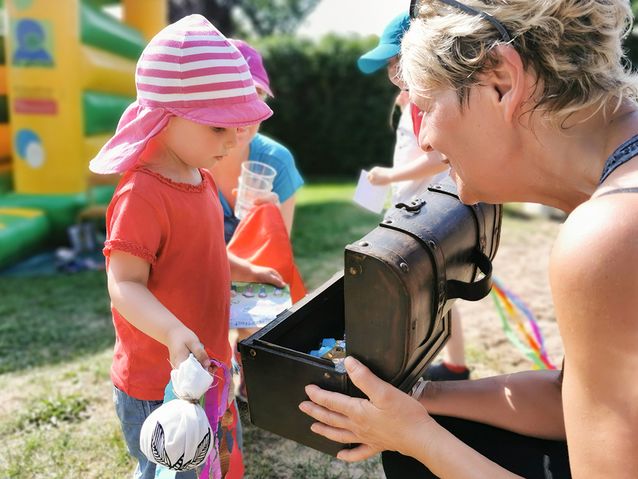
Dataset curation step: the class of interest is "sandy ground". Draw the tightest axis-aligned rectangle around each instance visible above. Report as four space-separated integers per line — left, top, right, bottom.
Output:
240 213 565 478
459 214 565 378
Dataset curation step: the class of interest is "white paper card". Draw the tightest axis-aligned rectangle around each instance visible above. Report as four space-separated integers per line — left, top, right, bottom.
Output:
353 170 390 214
229 283 292 329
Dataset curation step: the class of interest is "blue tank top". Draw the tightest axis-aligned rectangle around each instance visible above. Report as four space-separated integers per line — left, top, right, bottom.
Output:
599 133 638 191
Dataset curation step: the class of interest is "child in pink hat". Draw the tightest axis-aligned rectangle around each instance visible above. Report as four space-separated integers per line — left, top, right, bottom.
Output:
94 14 281 479
206 38 305 404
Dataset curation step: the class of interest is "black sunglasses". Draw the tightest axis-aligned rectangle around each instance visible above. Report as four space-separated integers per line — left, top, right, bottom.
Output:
409 0 511 42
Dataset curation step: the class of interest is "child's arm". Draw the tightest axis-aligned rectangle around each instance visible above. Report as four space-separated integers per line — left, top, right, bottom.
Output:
107 250 210 370
368 151 448 186
228 252 286 287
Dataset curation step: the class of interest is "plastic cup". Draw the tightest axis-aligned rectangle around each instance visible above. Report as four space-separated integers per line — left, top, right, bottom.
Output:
239 161 276 189
234 161 276 219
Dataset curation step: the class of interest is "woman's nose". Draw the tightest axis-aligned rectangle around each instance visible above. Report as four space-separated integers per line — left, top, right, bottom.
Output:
418 137 434 153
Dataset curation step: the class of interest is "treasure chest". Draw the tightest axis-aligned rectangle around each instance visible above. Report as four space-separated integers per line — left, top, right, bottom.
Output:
238 177 502 455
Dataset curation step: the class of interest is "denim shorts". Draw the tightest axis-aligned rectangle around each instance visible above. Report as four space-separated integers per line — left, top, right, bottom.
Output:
112 386 198 479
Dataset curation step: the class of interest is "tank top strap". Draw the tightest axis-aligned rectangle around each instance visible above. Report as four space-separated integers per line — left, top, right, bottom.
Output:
598 187 638 197
599 134 638 184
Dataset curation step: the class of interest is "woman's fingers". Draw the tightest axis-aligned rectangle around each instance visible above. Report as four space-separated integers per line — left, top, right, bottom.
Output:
344 357 393 406
304 384 362 418
337 444 381 462
309 421 360 445
299 399 350 430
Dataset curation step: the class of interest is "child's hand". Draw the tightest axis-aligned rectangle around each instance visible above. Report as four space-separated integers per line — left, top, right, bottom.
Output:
167 326 210 371
395 90 410 109
253 191 280 207
231 189 280 207
368 167 394 185
250 264 286 288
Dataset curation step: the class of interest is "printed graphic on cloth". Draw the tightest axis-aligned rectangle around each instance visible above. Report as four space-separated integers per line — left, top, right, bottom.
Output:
140 354 231 478
150 420 211 472
230 282 292 329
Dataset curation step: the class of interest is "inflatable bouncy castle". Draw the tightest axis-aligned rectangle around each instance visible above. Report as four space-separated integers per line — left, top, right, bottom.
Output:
0 0 166 269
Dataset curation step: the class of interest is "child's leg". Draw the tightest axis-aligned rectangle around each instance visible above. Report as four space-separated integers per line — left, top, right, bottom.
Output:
219 400 245 479
443 305 466 367
424 306 470 381
112 386 163 479
232 327 259 400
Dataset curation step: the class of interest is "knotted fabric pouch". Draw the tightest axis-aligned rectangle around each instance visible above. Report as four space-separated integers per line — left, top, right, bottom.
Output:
140 354 230 477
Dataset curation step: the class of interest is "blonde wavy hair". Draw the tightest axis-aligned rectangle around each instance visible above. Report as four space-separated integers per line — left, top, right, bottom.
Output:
401 0 638 124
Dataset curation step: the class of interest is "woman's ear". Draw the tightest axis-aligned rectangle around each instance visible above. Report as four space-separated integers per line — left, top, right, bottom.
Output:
480 44 527 124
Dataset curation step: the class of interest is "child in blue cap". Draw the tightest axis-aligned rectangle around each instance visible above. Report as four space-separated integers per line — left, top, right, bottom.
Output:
358 12 470 382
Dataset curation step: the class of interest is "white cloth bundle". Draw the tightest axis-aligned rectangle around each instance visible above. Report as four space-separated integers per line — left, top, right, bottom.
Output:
140 354 215 472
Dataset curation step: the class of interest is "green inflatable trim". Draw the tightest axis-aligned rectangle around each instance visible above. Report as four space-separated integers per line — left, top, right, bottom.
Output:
80 2 146 61
0 209 50 270
0 36 5 65
92 184 116 205
0 193 87 242
82 0 120 7
0 171 12 195
83 91 134 135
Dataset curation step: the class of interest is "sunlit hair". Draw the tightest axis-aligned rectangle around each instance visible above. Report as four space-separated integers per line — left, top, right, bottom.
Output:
401 0 638 125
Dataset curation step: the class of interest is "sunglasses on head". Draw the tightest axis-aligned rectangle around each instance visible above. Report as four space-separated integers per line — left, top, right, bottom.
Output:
409 0 511 42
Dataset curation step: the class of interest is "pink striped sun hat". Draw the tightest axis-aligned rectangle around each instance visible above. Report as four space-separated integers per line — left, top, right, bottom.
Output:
90 15 272 174
229 39 274 97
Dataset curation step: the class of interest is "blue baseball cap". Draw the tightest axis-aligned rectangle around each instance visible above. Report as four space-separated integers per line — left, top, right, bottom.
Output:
357 12 411 74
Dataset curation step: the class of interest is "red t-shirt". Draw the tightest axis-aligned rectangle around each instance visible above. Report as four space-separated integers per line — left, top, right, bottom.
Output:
104 167 231 400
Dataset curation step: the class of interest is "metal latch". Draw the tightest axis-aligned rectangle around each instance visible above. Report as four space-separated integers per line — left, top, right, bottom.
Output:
395 198 425 212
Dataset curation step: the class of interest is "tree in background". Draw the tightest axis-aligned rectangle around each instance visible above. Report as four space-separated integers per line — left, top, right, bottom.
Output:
169 0 233 33
169 0 320 37
625 0 638 67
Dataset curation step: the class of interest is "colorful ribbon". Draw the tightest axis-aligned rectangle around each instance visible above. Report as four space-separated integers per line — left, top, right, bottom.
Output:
490 277 556 370
199 359 232 479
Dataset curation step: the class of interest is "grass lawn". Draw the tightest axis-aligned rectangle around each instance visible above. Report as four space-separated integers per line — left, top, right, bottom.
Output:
0 181 383 478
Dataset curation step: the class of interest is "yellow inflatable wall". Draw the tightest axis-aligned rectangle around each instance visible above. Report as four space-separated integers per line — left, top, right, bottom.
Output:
4 0 166 195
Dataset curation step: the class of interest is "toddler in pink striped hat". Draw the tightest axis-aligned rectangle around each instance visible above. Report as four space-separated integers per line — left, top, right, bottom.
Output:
90 14 272 175
97 15 281 479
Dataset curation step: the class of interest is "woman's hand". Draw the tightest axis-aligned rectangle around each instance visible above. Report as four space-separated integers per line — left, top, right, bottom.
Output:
249 264 286 288
367 167 394 186
299 356 434 462
166 325 210 371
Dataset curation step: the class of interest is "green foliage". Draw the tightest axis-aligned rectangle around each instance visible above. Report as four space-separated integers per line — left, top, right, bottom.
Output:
254 35 398 178
22 394 90 429
0 183 386 478
169 0 319 37
293 183 380 288
235 0 321 36
621 4 638 68
0 271 113 374
625 29 638 68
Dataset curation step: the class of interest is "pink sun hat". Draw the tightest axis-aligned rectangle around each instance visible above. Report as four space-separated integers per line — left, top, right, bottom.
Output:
229 39 274 98
89 15 272 175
